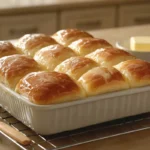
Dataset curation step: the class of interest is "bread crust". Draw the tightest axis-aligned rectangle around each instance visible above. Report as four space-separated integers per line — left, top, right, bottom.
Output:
52 29 93 46
16 71 86 105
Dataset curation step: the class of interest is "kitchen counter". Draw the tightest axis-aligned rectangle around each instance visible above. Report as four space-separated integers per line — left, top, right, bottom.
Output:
89 24 150 46
0 0 150 14
0 24 150 150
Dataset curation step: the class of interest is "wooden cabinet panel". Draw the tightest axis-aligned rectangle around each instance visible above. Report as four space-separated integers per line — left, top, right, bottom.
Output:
118 3 150 27
60 7 116 31
0 13 57 40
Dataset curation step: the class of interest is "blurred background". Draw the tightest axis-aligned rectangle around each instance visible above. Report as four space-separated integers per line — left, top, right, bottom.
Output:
0 0 150 40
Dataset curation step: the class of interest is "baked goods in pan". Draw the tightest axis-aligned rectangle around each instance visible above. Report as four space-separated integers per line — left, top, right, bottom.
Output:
69 38 112 56
34 44 76 71
114 59 150 88
0 28 150 105
54 56 98 80
0 41 20 58
52 29 93 46
78 67 129 96
15 71 86 105
16 34 57 57
0 54 41 89
86 48 136 68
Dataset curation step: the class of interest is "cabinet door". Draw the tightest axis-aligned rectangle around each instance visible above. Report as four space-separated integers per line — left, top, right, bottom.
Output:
60 7 116 31
118 3 150 27
0 13 57 40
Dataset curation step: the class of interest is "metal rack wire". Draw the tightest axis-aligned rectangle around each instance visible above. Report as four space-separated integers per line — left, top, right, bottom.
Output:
1 106 150 150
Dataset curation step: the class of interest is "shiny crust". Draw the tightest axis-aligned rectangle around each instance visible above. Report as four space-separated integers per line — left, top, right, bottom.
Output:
114 59 150 88
0 41 20 58
16 71 86 105
69 38 112 56
16 34 57 57
86 48 136 68
55 56 98 80
78 67 129 96
52 29 93 46
34 44 76 71
0 54 41 89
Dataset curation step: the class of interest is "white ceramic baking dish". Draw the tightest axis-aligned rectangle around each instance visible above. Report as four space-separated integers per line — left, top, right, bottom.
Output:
0 83 150 135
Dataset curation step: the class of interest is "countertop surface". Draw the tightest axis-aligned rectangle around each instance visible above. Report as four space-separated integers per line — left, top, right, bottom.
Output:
89 24 150 46
0 24 150 150
0 0 150 14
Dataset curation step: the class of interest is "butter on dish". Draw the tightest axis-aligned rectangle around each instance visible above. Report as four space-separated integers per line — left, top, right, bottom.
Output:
130 36 150 52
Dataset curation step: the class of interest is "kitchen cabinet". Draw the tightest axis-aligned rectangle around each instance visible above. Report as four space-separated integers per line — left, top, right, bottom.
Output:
118 3 150 27
60 7 116 30
0 1 150 40
0 13 57 40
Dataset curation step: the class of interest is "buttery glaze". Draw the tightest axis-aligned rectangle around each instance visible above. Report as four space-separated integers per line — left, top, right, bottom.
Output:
0 41 20 58
34 44 76 71
0 54 41 89
54 56 98 80
78 67 129 96
69 38 112 56
16 71 86 105
52 29 93 46
86 47 136 68
16 34 57 57
114 59 150 88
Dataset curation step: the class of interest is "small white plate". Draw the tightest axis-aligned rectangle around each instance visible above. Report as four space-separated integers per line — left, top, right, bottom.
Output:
116 39 150 62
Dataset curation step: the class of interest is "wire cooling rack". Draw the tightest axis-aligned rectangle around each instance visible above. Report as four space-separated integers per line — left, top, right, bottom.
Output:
1 106 150 150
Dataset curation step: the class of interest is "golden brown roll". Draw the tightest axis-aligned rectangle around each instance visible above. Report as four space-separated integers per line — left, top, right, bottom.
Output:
69 38 112 56
86 48 136 68
34 44 76 71
0 54 41 89
15 71 86 105
0 41 20 58
114 59 150 88
52 29 93 46
54 56 98 80
16 34 57 57
78 67 129 96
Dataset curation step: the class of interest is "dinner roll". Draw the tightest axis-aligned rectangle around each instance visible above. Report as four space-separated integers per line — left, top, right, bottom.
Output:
34 44 76 71
16 34 57 57
0 54 41 89
69 38 112 56
78 67 129 96
16 71 86 105
86 48 136 68
0 41 20 58
114 59 150 88
52 29 93 46
55 56 98 80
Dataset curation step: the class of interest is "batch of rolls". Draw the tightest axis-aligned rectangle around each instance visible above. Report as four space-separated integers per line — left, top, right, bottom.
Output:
0 29 150 105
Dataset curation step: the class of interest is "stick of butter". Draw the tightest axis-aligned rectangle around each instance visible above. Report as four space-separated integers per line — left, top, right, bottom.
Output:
130 36 150 52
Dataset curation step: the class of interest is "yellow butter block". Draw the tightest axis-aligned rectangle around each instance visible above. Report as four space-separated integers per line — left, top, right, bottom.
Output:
130 36 150 52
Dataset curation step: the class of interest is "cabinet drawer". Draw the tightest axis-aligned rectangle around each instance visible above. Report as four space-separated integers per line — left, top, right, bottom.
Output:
60 7 116 31
0 13 57 40
118 3 150 27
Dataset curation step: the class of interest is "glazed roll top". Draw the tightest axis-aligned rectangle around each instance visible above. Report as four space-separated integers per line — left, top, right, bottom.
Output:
52 29 93 46
86 47 136 68
0 54 41 89
0 41 20 58
16 34 57 57
78 67 129 96
15 71 86 105
114 59 150 88
34 44 76 71
54 56 98 80
69 38 112 56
